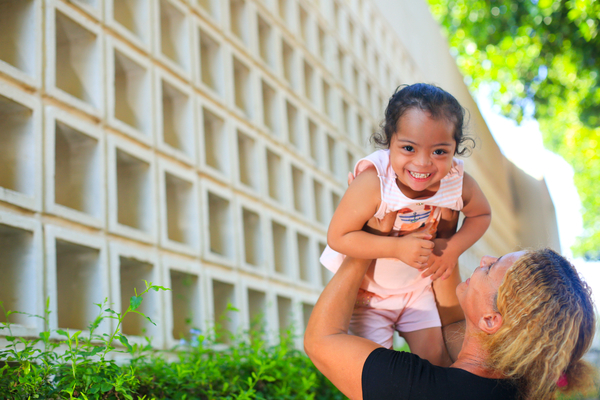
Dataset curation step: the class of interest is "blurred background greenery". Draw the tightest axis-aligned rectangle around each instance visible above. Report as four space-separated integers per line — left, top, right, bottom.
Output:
426 0 600 260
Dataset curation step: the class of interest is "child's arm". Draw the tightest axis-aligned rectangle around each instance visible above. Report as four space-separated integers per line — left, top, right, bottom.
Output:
422 172 491 280
327 167 434 268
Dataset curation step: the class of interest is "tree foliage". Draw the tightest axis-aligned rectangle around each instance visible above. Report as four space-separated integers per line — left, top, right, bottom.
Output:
427 0 600 259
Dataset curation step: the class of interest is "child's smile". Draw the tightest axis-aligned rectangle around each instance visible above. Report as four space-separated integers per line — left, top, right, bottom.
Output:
390 108 456 198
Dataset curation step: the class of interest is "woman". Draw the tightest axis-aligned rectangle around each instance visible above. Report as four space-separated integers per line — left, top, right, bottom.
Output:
305 246 596 399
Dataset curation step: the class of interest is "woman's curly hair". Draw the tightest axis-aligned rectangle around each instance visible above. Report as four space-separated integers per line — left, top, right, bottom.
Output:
483 249 597 399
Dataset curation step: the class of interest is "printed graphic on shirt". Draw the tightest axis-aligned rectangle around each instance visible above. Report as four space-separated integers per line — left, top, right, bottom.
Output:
397 205 432 224
394 205 439 236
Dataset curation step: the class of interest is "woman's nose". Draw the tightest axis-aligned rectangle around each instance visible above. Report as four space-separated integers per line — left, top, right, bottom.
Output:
480 255 498 268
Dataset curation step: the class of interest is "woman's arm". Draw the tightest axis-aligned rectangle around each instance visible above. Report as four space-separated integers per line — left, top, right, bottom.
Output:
328 168 434 268
305 211 398 400
304 256 381 400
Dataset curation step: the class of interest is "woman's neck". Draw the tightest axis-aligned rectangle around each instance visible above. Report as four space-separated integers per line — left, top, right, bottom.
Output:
450 331 504 379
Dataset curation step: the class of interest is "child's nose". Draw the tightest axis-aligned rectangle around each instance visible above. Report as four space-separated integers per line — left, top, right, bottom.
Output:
414 152 432 166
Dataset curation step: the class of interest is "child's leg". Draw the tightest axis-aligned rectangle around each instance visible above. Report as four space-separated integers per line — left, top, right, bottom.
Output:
434 208 465 361
396 285 450 366
348 305 398 349
432 264 464 326
401 327 451 367
432 264 465 362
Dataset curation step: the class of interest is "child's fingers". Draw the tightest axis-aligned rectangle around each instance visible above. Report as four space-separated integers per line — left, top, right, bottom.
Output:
420 262 438 277
411 231 433 241
347 171 355 186
430 266 446 281
439 265 455 281
418 238 435 249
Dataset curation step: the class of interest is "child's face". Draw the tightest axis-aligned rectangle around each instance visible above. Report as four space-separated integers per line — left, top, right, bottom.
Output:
389 108 456 198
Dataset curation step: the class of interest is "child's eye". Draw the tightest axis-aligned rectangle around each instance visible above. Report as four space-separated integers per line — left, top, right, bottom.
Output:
433 149 447 155
402 145 414 152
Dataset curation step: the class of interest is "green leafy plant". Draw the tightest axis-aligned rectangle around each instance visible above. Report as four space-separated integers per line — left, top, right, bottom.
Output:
0 282 344 399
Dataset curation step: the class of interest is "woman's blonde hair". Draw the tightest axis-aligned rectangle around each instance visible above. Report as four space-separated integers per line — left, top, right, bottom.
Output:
483 248 597 399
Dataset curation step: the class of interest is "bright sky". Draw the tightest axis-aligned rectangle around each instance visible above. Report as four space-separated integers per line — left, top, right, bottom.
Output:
475 89 600 313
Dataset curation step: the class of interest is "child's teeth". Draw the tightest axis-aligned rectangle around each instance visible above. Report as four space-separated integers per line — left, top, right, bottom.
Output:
410 171 431 178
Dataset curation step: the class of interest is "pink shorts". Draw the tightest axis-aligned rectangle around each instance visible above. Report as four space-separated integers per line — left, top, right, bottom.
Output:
349 285 441 348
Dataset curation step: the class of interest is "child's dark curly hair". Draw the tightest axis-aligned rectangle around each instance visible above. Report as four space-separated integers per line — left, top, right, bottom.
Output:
372 83 474 156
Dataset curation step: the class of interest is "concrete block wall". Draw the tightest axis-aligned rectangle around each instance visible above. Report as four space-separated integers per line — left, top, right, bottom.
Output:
0 0 425 348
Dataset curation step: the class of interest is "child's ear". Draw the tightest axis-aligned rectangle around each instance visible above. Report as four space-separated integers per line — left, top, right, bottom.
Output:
478 312 502 335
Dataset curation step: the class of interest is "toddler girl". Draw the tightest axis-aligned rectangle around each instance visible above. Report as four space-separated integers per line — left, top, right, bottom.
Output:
321 83 491 366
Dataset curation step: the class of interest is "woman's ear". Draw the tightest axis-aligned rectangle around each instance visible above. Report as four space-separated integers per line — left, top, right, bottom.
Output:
478 312 502 334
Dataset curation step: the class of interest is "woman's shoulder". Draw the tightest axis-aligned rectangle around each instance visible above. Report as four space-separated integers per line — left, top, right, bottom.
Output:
362 348 518 400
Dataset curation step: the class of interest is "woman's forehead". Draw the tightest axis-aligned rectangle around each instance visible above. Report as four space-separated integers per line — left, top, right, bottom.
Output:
495 251 527 280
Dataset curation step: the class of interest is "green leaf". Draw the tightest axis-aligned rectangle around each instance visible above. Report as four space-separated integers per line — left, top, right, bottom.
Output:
101 382 113 393
150 285 171 292
56 329 69 337
22 361 30 375
130 296 143 311
117 334 133 352
39 331 50 342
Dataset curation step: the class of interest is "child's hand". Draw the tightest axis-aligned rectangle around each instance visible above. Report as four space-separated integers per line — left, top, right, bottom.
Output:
420 238 458 280
396 229 435 269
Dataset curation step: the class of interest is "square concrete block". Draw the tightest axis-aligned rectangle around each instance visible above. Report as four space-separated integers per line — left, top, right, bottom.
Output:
155 67 196 164
233 124 262 195
67 0 102 21
230 52 255 121
264 145 289 208
200 179 236 267
46 1 104 117
260 75 282 138
107 135 157 244
109 242 164 348
194 18 226 100
154 0 192 80
105 0 152 51
198 100 232 181
106 36 154 145
280 37 299 91
290 162 308 217
236 197 266 273
256 11 276 70
0 82 42 211
205 269 240 345
0 0 42 87
44 107 104 228
45 225 109 337
266 213 293 281
158 158 200 256
243 281 269 341
228 0 251 48
0 212 43 337
189 0 221 24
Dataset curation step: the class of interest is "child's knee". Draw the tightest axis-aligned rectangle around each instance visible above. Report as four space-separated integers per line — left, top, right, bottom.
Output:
402 327 449 366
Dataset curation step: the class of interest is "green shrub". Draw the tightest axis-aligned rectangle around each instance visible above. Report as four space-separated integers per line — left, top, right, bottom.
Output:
0 281 345 399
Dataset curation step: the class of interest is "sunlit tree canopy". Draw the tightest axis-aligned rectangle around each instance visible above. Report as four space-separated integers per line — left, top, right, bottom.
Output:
427 0 600 259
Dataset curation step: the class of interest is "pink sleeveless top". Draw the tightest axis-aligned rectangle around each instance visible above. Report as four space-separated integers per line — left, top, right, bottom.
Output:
320 149 464 299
